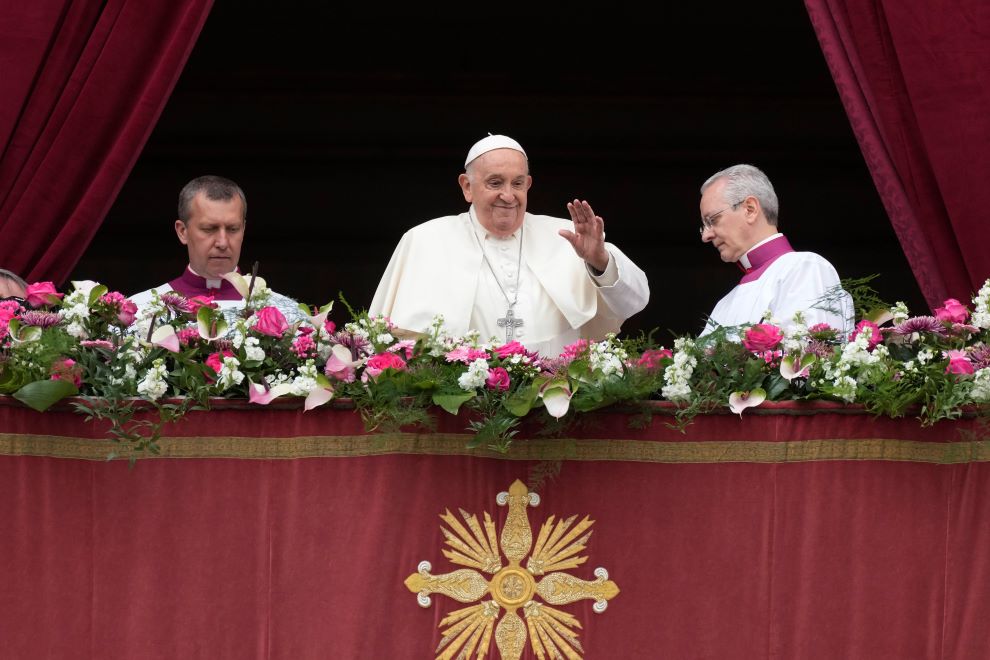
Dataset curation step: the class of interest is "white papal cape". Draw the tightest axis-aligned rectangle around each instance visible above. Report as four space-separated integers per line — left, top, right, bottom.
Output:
369 211 649 355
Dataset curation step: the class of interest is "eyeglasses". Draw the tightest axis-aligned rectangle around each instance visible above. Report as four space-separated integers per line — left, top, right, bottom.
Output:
699 199 746 234
0 296 25 305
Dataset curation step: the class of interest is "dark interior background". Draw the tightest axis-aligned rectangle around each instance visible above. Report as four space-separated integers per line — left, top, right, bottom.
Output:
70 4 927 340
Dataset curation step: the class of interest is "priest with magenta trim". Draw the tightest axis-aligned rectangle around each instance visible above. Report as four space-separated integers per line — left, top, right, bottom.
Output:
129 175 302 327
369 134 650 357
698 164 854 336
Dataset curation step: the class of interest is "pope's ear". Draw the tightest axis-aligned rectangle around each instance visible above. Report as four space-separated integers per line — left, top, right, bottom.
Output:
458 173 473 203
175 219 189 245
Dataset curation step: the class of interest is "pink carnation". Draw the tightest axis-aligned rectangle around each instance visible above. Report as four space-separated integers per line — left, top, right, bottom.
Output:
636 348 672 371
850 320 882 351
186 295 217 313
25 281 63 308
364 351 407 380
388 339 417 359
559 339 590 362
494 341 527 358
742 323 783 352
0 301 19 340
252 306 289 337
206 350 235 376
291 333 317 359
177 327 201 346
49 358 82 388
485 367 511 391
446 345 489 364
935 298 969 324
945 350 975 375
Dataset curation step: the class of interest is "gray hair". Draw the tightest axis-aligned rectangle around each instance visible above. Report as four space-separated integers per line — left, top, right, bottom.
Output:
177 175 247 223
701 164 779 225
0 268 28 289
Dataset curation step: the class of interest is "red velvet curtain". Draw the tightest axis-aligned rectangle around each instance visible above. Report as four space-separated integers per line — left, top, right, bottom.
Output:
3 403 990 658
804 0 990 308
0 0 212 284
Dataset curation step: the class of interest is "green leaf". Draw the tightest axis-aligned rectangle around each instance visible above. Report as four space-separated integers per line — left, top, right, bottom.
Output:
432 391 475 415
764 374 791 400
87 284 109 306
13 379 79 412
503 383 539 417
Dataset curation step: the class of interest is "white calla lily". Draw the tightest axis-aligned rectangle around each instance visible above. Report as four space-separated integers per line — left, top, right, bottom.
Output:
728 388 767 416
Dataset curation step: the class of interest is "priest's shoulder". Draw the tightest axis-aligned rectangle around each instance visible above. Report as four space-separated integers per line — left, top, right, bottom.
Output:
402 213 470 239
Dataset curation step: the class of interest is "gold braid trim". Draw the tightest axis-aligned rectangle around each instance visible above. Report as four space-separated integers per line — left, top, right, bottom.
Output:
2 432 990 463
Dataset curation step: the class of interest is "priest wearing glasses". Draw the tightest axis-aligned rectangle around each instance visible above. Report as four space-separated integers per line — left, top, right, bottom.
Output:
698 164 854 336
369 134 650 357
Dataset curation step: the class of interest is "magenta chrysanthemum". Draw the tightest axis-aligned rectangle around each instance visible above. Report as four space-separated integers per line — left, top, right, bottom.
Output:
18 311 62 328
892 316 945 335
330 331 372 356
968 343 990 371
160 293 191 313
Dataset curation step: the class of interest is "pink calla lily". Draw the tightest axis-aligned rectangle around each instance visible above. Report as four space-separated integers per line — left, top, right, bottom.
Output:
304 386 334 411
247 381 294 405
728 388 767 416
780 354 816 381
150 325 180 353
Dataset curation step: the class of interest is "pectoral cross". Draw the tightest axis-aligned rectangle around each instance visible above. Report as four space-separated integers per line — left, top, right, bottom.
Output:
497 308 524 343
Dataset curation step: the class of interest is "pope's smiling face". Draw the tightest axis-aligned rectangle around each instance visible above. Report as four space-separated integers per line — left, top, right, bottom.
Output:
459 149 532 238
175 192 245 278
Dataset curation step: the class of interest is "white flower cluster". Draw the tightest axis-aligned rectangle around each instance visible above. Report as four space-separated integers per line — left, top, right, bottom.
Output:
458 357 490 391
972 280 990 330
136 358 169 401
588 334 628 378
216 355 244 390
242 335 265 363
661 337 697 402
60 285 93 339
971 368 990 403
819 327 888 402
289 359 320 396
890 301 910 325
783 320 808 353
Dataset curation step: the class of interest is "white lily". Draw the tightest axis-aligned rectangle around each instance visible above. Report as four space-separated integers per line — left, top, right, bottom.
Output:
780 354 816 381
150 324 180 353
728 388 767 416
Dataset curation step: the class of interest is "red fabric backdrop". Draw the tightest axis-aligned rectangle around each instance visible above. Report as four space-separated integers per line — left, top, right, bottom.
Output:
805 0 990 308
0 0 212 284
2 403 990 659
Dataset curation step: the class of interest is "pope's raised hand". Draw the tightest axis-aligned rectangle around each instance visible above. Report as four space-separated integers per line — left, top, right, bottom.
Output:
559 199 610 272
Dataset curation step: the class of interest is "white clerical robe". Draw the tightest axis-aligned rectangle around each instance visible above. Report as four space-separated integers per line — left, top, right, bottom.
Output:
702 249 854 336
369 209 650 356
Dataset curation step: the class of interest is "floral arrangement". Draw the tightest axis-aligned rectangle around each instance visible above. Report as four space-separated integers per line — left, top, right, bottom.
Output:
2 275 989 458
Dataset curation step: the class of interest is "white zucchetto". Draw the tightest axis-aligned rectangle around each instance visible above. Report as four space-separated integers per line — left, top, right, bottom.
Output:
464 134 527 168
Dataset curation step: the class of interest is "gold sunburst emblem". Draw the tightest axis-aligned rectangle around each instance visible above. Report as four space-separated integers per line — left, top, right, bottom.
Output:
404 480 620 659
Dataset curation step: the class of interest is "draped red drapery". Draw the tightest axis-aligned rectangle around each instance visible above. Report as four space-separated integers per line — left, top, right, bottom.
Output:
805 0 990 308
0 0 212 284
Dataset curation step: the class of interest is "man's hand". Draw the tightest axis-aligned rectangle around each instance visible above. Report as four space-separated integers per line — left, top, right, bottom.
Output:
559 199 610 272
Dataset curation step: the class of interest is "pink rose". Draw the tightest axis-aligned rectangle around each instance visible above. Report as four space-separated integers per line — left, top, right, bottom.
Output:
945 350 975 375
850 320 882 351
253 306 289 337
25 281 63 308
742 323 783 352
364 351 407 380
49 358 82 388
636 348 672 371
205 350 235 376
485 367 510 391
935 298 969 324
324 319 336 334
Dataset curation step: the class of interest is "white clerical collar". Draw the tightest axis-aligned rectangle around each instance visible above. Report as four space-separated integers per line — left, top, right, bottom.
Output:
738 233 783 269
468 206 521 242
186 265 224 290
